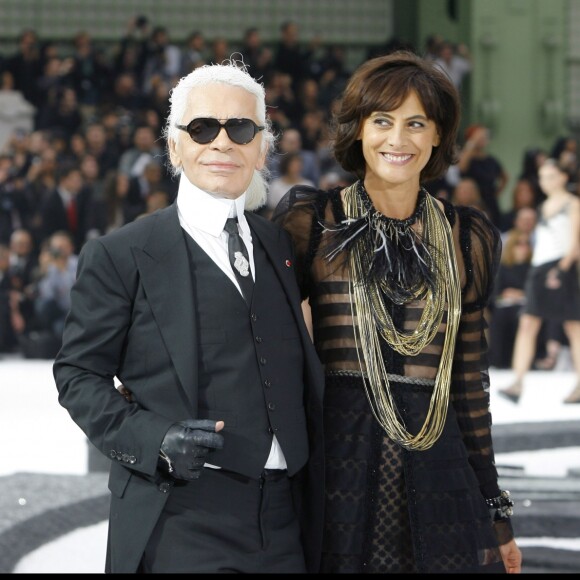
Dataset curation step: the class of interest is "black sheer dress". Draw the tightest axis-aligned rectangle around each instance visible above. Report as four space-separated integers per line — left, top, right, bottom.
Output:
273 186 514 574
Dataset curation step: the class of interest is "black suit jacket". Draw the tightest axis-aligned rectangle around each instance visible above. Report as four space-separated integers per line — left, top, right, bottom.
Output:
53 203 325 573
40 187 93 252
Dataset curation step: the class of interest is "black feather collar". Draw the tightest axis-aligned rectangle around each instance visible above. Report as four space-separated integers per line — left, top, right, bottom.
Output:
321 181 438 305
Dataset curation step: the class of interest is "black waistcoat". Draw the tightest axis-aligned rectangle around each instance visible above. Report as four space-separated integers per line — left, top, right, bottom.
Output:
184 228 308 478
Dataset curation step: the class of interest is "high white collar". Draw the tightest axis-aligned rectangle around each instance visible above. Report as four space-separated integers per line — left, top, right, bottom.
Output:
176 173 249 238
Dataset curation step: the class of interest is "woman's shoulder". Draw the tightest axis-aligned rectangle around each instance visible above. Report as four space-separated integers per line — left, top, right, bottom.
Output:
541 192 579 219
271 184 341 223
286 183 336 204
441 199 502 309
441 198 499 238
565 192 580 209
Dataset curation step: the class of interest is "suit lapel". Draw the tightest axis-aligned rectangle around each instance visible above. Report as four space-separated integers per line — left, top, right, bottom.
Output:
132 205 198 414
246 212 310 345
246 212 302 307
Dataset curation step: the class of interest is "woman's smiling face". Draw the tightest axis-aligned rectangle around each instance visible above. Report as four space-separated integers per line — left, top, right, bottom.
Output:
358 90 440 192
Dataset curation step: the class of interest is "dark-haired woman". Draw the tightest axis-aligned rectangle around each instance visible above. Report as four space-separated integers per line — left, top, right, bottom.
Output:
273 50 521 574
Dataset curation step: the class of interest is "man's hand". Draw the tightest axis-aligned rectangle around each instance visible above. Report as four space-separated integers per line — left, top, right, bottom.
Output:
159 420 225 481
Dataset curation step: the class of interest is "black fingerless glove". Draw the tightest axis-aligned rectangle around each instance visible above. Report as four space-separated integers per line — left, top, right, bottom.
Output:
158 419 224 481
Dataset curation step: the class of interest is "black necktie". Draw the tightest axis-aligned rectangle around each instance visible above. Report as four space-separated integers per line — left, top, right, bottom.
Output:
224 217 254 306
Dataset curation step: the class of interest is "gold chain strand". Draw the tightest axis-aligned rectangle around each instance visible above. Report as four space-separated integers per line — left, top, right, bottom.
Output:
344 184 462 450
363 190 445 353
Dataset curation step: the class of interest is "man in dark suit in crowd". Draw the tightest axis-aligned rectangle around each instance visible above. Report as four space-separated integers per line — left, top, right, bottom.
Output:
39 161 92 253
0 243 17 352
53 60 325 574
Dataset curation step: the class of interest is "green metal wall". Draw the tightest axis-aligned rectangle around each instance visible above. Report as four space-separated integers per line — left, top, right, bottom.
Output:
567 0 580 130
416 0 569 210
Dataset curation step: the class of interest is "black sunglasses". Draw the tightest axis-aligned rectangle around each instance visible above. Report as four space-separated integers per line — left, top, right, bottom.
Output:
175 117 265 145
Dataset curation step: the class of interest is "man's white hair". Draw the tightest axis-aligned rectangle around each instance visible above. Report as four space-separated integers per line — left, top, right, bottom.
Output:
163 57 275 211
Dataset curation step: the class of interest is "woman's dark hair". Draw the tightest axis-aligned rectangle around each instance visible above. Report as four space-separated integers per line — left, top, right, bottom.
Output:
332 50 460 183
550 136 575 160
521 147 544 178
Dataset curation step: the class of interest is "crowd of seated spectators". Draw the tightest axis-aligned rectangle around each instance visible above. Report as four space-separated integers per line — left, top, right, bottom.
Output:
0 17 358 356
0 20 578 362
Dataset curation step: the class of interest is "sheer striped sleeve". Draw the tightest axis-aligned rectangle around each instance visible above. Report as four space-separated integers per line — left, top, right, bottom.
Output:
450 206 514 544
271 185 329 300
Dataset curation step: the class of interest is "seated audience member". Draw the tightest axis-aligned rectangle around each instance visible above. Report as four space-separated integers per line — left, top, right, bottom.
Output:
6 228 38 342
488 231 533 368
451 176 487 212
145 188 171 213
180 30 206 75
239 27 273 81
502 206 538 245
519 146 548 205
39 161 92 254
135 188 171 220
265 152 314 217
8 228 37 291
499 177 538 233
457 124 508 228
117 124 163 179
0 244 18 353
9 231 77 359
125 160 175 223
268 127 320 186
33 230 78 341
432 40 472 91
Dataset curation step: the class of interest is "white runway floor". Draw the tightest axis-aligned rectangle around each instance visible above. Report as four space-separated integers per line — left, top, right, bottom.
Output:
2 357 580 573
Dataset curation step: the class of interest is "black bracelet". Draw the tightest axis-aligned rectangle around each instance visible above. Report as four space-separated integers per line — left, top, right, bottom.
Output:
486 490 514 521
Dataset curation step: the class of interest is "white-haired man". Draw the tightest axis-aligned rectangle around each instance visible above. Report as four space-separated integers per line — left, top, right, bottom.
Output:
53 60 325 574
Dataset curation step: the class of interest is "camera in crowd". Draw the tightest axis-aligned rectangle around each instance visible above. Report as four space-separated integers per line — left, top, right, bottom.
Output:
48 247 65 260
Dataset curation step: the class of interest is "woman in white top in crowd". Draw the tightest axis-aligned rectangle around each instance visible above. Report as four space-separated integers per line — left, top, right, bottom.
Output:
500 158 580 404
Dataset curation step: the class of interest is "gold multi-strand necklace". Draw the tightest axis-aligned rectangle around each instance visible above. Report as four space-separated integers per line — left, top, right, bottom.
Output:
341 181 462 450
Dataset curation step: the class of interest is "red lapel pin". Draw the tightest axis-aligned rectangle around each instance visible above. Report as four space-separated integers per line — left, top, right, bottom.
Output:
285 259 292 267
